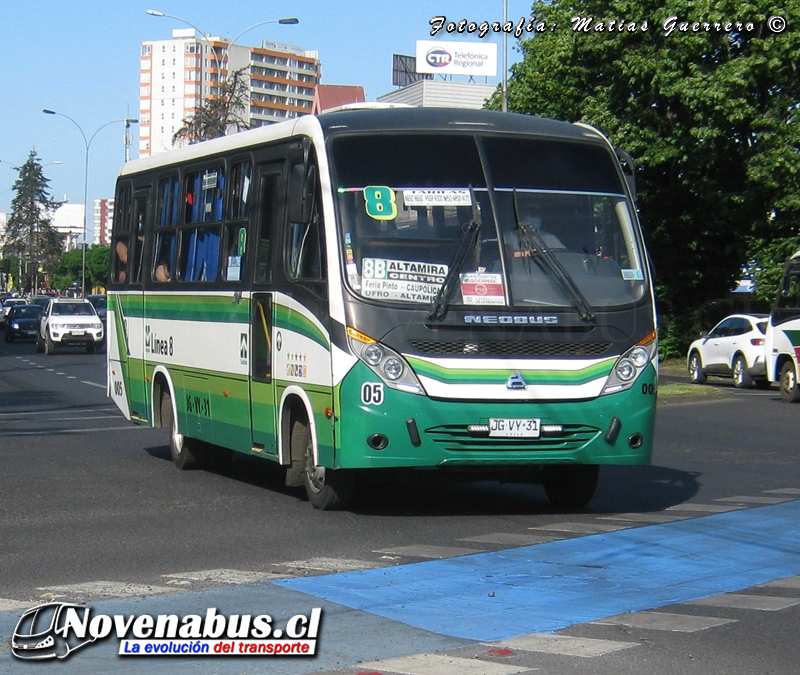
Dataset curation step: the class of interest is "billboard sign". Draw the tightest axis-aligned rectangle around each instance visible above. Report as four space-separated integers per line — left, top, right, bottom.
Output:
415 40 497 77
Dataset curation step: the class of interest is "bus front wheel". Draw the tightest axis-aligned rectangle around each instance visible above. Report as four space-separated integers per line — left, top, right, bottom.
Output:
162 390 206 470
779 362 800 403
293 418 354 510
543 464 599 509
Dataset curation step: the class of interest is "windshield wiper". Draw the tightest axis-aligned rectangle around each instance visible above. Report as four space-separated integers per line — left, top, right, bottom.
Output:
428 218 481 320
517 221 596 322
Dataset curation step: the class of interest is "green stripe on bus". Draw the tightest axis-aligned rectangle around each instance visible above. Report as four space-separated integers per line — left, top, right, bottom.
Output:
119 294 250 322
405 356 616 386
273 304 329 349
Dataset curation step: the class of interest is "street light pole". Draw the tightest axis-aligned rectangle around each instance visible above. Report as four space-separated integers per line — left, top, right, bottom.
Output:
42 110 138 297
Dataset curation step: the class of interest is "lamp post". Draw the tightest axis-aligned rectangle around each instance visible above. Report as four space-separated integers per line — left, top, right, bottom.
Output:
145 10 298 100
42 110 138 297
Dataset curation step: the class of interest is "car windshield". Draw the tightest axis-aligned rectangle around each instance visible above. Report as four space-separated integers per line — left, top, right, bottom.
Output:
51 302 96 316
13 307 40 318
331 133 646 313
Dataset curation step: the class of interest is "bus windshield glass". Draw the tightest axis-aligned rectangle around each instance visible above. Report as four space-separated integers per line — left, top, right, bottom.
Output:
332 134 645 311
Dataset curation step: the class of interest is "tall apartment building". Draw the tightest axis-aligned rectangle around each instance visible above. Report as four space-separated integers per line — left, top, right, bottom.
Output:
140 28 320 156
93 198 114 246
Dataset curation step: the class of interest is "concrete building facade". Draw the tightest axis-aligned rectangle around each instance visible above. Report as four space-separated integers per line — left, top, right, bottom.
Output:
140 29 320 156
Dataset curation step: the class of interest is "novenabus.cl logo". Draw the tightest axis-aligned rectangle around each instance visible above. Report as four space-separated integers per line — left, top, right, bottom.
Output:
426 47 452 67
12 602 97 660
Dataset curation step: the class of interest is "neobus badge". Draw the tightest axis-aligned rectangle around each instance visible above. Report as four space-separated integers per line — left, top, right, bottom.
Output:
464 315 559 325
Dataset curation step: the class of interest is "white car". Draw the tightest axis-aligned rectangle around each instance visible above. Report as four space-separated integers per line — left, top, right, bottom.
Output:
36 298 104 355
687 313 770 388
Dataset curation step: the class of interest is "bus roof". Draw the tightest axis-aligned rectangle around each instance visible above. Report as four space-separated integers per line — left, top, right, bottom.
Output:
120 108 609 178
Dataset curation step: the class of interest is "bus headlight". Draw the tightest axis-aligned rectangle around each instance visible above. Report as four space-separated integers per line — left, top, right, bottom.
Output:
363 344 384 366
347 327 426 395
382 357 403 380
602 332 657 395
615 358 636 381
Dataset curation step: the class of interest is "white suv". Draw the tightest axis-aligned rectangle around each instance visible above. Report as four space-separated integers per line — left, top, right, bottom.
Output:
37 299 104 354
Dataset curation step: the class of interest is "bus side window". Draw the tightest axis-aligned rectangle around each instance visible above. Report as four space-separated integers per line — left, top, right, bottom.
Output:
287 162 324 281
255 170 281 283
130 196 148 284
111 186 133 284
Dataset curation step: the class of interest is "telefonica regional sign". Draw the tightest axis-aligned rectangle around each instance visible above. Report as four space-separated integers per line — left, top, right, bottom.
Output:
415 40 497 77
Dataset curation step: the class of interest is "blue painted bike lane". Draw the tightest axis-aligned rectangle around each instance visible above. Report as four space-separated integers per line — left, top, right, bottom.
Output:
3 500 800 674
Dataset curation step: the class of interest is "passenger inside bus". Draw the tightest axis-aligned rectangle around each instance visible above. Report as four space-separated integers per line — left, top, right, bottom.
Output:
115 240 128 282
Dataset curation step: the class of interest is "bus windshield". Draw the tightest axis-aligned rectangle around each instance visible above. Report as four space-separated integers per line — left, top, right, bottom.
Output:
332 134 645 311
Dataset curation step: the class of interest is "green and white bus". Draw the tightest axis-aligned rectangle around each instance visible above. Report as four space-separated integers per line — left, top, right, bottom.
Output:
107 107 657 510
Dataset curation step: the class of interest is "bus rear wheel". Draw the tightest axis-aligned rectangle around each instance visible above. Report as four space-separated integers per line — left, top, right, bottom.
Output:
161 390 206 470
543 464 599 509
292 417 354 510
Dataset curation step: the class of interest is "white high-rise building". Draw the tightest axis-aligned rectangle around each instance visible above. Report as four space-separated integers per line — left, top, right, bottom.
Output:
140 28 320 156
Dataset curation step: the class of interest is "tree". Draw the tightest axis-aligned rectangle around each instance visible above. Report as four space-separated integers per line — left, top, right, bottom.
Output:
489 1 800 356
2 150 63 294
172 68 251 145
50 245 110 293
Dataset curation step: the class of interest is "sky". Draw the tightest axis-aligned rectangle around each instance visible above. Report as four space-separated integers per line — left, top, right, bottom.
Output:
0 0 533 223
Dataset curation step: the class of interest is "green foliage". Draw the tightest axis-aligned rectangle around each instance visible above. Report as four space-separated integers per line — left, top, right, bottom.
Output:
49 245 110 294
489 0 800 355
2 149 63 293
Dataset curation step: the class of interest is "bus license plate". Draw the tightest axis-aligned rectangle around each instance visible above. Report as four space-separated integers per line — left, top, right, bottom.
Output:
489 418 540 437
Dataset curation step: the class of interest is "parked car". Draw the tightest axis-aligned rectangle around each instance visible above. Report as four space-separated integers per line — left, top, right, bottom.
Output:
4 304 42 342
36 298 104 355
687 313 770 388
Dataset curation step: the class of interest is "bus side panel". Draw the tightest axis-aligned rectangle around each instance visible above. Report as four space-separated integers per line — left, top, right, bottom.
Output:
108 293 149 424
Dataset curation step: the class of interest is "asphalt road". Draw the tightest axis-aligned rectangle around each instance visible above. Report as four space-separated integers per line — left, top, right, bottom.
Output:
1 340 799 674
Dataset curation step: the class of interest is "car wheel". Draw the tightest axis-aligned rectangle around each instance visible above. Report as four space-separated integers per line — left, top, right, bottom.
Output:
296 417 354 510
5 331 12 343
733 355 753 388
161 390 206 469
779 361 800 403
543 464 600 509
86 344 96 353
44 332 55 355
688 352 706 384
36 332 44 353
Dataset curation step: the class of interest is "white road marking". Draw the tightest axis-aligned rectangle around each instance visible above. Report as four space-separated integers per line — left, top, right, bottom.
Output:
592 610 737 632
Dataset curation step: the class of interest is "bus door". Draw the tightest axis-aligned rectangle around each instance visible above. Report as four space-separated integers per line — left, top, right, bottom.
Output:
250 292 278 455
248 164 284 456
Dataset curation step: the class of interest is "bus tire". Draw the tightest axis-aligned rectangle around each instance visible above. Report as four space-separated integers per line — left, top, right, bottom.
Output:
543 464 599 509
293 417 354 510
162 390 206 469
779 361 800 403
